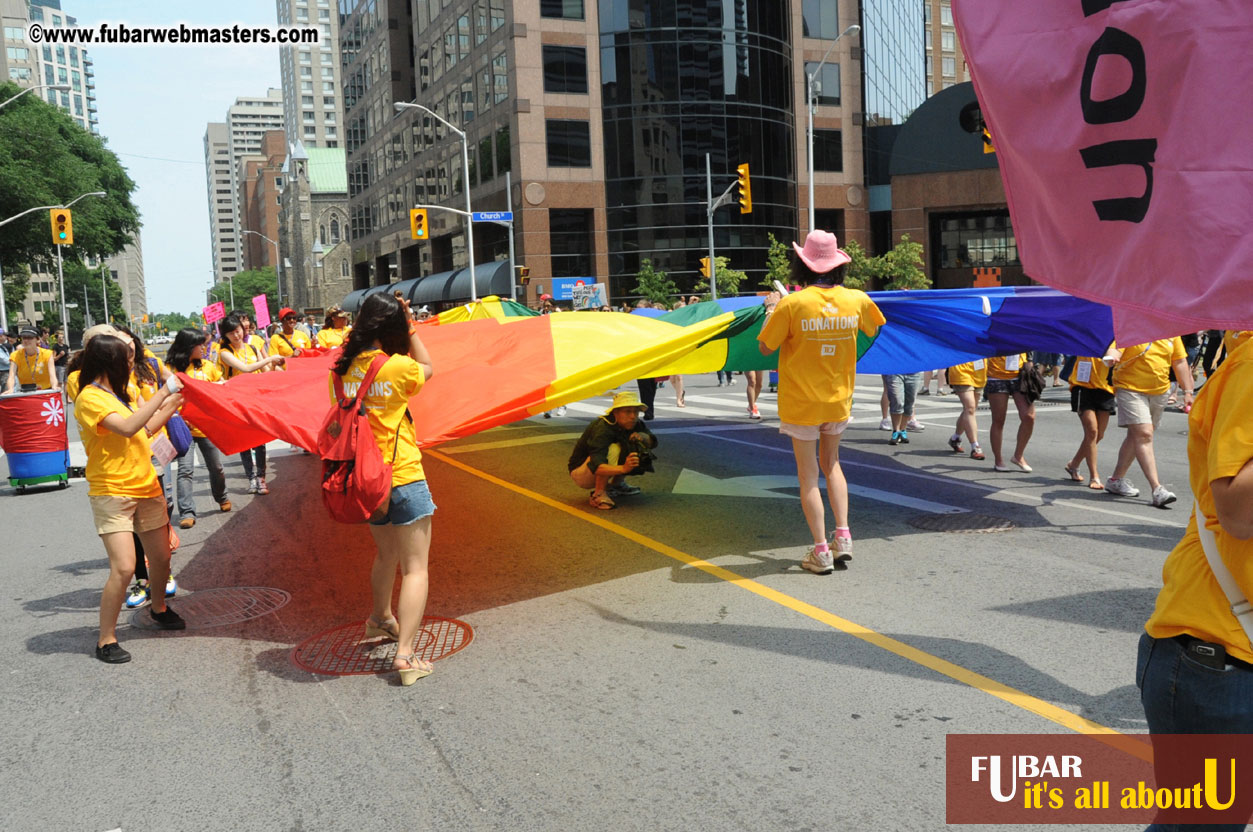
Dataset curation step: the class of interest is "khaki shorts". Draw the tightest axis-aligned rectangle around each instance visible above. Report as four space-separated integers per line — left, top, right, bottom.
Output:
569 443 624 489
1116 388 1168 428
89 494 168 537
779 420 850 441
950 384 981 394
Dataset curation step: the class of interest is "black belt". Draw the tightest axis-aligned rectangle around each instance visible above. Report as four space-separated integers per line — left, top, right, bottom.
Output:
1171 635 1253 672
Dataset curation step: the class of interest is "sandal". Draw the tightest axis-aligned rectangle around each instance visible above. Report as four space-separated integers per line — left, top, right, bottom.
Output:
588 491 616 510
1064 465 1083 482
363 616 400 641
1087 479 1105 490
395 653 433 686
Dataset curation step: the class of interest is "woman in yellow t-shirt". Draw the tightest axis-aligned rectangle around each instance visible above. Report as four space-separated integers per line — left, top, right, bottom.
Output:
4 327 58 393
1138 337 1253 742
316 305 352 348
945 359 987 460
165 328 232 525
269 307 313 366
1064 356 1116 489
984 353 1036 473
757 231 885 574
75 333 187 663
217 315 285 495
330 293 436 685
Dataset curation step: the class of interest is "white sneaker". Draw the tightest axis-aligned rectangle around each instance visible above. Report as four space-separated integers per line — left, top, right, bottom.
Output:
830 534 853 562
878 417 893 431
800 546 835 575
555 406 567 417
248 476 259 494
906 419 925 431
1151 485 1177 508
1105 477 1140 497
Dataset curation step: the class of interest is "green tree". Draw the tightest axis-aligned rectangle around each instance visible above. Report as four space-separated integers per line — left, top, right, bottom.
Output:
693 256 748 297
632 258 678 307
209 266 278 318
151 312 204 333
0 82 141 274
761 232 792 290
879 234 929 290
839 239 885 290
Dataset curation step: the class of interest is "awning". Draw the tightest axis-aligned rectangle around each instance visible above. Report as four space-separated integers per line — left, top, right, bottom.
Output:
341 261 515 312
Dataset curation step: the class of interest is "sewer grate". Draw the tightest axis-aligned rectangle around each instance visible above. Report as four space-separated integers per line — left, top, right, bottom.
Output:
130 587 291 630
290 616 473 676
908 512 1015 533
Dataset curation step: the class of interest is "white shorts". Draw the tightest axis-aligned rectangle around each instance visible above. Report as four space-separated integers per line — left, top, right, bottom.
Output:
779 420 850 441
1116 388 1168 428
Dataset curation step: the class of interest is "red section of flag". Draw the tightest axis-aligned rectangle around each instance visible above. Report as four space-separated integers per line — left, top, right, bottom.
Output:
0 391 69 454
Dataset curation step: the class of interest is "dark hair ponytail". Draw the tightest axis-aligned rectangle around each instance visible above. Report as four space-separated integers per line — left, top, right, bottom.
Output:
791 255 847 287
332 294 409 376
79 335 132 405
218 315 243 350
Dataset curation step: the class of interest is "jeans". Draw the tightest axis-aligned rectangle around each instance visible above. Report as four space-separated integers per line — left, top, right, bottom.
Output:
176 437 227 518
882 373 922 415
717 370 733 384
239 445 267 481
1137 632 1253 831
636 378 657 421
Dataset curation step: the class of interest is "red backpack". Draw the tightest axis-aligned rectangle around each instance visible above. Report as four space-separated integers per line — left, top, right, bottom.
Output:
318 354 397 524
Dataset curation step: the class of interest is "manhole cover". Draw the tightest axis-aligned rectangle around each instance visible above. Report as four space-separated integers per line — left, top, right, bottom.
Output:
908 512 1015 533
130 587 291 630
291 616 473 676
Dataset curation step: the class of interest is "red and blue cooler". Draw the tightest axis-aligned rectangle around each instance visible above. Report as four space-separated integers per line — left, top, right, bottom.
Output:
0 390 70 491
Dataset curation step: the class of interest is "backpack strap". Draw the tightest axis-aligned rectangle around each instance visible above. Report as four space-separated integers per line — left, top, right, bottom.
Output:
333 353 389 414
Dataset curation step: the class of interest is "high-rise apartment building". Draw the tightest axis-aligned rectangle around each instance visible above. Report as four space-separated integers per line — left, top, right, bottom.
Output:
277 0 342 148
203 89 285 284
106 233 147 321
924 0 970 97
338 0 922 305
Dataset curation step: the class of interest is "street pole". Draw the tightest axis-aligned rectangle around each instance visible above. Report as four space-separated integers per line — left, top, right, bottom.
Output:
99 261 109 323
706 152 717 301
56 244 69 346
505 171 517 302
462 133 477 302
806 24 860 234
228 273 236 310
83 285 91 328
0 262 7 332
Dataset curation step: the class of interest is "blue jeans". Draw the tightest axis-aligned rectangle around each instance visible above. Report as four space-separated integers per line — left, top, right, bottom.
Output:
882 373 922 416
175 436 227 518
1137 632 1253 831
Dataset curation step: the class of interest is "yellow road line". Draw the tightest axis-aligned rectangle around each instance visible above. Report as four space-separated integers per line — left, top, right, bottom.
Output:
440 431 584 455
428 449 1145 755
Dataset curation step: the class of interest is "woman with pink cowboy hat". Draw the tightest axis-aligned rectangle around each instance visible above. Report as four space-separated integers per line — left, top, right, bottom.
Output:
758 230 885 575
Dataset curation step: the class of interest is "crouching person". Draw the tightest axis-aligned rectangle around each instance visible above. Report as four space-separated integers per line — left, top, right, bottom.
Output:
568 391 658 510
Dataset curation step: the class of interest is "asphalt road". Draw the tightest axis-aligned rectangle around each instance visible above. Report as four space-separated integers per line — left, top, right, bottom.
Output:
1 374 1193 831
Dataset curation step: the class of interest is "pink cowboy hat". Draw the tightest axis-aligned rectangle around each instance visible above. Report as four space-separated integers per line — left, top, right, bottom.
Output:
793 230 852 273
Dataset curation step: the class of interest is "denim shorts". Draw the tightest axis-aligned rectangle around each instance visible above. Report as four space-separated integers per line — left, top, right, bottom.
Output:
370 479 436 526
984 377 1017 396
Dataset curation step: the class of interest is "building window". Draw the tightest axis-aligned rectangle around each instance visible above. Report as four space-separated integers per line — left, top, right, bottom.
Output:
341 260 349 277
478 135 494 182
924 4 931 24
549 209 593 277
926 55 932 77
942 56 955 77
302 95 315 106
5 46 28 61
492 51 508 103
495 125 511 175
540 0 583 20
546 120 591 167
322 67 334 77
490 0 505 30
542 45 588 94
804 61 840 106
330 218 340 243
935 213 1019 269
304 111 316 122
323 95 336 107
941 3 953 25
8 67 31 82
814 129 842 171
301 65 312 76
3 26 23 40
942 30 955 50
801 0 838 39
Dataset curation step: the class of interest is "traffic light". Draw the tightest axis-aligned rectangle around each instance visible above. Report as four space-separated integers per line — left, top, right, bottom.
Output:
49 209 73 246
981 126 995 154
736 163 752 214
699 257 711 278
517 265 531 284
410 208 428 239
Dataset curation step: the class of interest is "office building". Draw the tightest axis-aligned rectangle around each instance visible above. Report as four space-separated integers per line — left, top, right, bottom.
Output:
107 233 147 322
203 89 285 285
276 0 343 148
924 0 970 98
238 130 286 272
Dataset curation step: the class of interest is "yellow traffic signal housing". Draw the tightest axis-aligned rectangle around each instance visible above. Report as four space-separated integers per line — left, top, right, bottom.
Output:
981 126 995 154
410 208 428 239
736 163 752 213
50 209 73 245
517 265 531 284
699 257 711 278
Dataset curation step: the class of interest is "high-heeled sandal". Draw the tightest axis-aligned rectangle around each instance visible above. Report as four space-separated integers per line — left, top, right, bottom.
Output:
395 653 433 686
363 617 400 641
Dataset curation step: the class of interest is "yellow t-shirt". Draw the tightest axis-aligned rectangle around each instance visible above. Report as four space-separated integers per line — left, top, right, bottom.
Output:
12 347 54 388
1112 338 1186 395
1145 339 1253 663
65 369 81 401
248 333 268 355
1222 330 1252 359
217 342 264 380
181 360 222 438
987 354 1028 380
757 285 885 425
328 349 425 486
1068 356 1114 393
74 384 162 499
948 360 988 388
317 327 350 349
270 329 313 363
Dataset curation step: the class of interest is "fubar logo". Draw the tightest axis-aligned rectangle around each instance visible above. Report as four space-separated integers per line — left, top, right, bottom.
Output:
971 755 1084 803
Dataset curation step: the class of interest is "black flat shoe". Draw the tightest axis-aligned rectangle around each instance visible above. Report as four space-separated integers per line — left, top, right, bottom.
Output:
149 606 186 630
95 642 131 664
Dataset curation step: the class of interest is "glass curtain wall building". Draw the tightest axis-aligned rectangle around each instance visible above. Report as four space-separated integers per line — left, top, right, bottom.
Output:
598 0 796 297
861 0 924 127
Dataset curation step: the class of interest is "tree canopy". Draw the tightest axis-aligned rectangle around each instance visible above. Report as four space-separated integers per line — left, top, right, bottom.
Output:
632 258 678 307
209 266 278 318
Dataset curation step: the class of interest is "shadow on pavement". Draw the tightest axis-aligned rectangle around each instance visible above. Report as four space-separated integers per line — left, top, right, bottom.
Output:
989 587 1159 634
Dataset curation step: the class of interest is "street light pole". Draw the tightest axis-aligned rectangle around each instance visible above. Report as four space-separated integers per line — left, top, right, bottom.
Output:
394 101 477 301
99 260 109 323
806 24 860 234
0 82 72 110
241 229 283 307
51 191 106 346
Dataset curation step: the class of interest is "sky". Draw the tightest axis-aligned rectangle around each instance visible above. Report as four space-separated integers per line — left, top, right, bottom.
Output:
79 1 284 314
